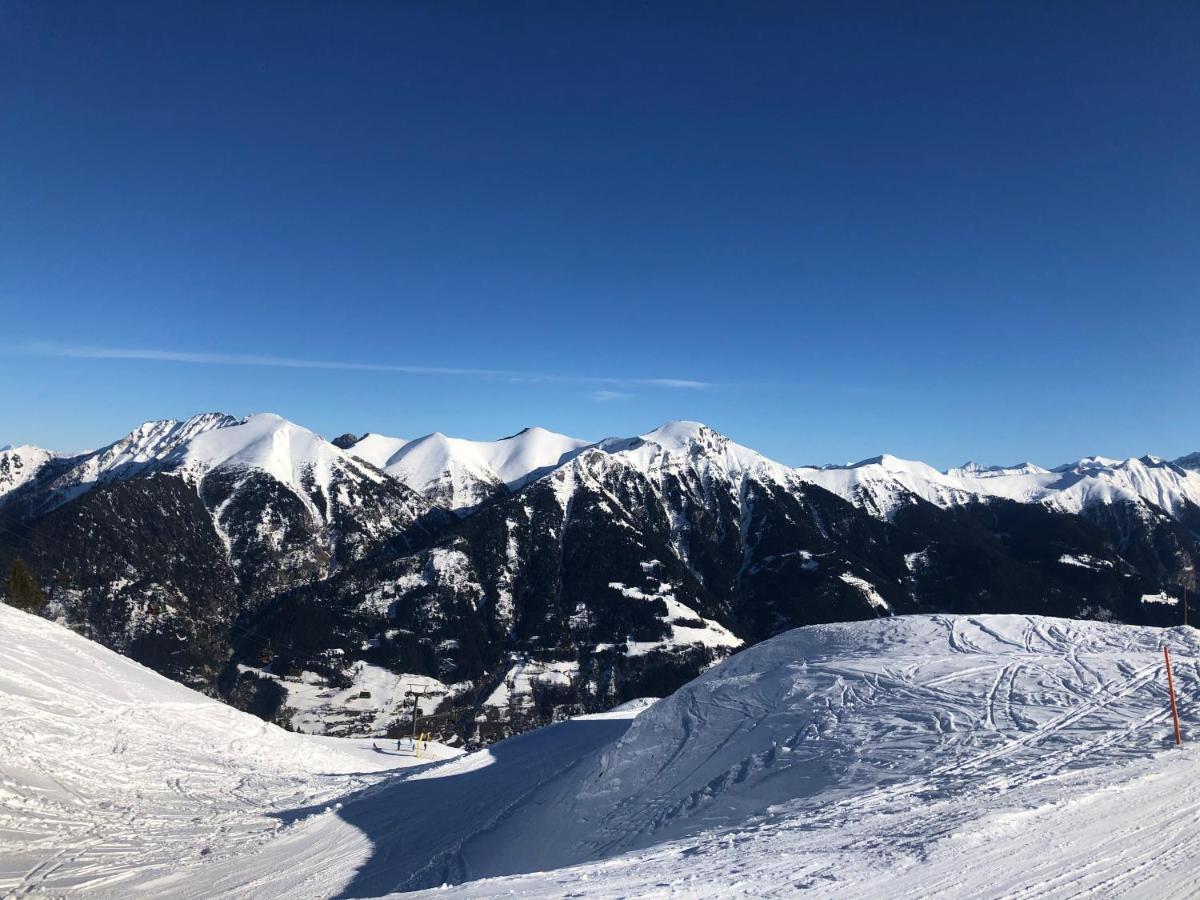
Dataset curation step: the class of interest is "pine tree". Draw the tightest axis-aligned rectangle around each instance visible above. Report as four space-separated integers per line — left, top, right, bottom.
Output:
5 558 45 613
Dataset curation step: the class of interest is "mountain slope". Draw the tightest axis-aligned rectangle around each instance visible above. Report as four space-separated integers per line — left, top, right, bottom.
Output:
168 413 442 597
220 420 1199 745
0 413 449 690
0 602 458 898
3 411 1199 746
31 412 238 511
13 607 1196 897
345 426 591 512
0 444 55 499
348 614 1200 895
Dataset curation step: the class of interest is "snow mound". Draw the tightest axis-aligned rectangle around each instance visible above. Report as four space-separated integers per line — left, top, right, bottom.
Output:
572 614 1192 847
417 614 1200 894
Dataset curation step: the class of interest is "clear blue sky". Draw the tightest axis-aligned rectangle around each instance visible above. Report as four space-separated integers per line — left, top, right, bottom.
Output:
1 2 1197 468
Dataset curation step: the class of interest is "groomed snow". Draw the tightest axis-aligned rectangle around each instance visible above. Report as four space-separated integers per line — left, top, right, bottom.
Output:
7 606 1200 898
0 603 458 897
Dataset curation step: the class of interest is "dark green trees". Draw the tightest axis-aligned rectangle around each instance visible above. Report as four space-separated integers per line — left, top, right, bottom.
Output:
4 558 45 612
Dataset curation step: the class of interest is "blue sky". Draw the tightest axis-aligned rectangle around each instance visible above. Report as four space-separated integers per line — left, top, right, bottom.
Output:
1 2 1197 468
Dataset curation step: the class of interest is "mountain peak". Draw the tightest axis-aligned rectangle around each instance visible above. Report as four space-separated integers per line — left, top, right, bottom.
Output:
1175 452 1200 471
0 444 58 499
639 420 714 450
342 425 590 511
845 453 933 474
946 460 1051 478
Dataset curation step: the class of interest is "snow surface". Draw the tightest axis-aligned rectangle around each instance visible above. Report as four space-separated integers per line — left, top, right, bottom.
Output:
8 605 1200 898
0 602 459 897
1142 591 1180 606
250 663 469 737
837 571 891 610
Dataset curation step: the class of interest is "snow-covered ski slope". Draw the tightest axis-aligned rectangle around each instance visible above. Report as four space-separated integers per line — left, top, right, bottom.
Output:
5 604 1200 898
0 603 459 897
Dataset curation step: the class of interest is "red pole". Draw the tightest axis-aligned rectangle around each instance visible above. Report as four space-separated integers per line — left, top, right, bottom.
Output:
1165 646 1183 746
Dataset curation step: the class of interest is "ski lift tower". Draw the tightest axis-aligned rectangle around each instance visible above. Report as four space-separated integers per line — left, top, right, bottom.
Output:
403 682 427 743
1185 563 1195 628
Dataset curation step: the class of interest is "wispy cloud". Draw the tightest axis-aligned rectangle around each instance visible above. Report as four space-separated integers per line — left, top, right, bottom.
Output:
23 342 717 390
589 390 633 402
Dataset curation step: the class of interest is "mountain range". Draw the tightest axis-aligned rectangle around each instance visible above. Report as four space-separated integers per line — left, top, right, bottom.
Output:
2 413 1197 744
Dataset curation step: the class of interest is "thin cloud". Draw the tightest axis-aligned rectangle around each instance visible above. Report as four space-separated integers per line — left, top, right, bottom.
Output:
590 390 633 402
23 341 717 390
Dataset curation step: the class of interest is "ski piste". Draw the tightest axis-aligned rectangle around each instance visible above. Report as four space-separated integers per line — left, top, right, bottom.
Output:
4 602 1198 896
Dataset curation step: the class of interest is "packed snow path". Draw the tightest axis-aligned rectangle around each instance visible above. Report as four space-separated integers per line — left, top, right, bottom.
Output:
3 605 1199 897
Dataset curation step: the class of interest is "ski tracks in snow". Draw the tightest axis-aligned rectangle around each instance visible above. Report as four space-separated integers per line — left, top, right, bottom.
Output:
7 609 1200 898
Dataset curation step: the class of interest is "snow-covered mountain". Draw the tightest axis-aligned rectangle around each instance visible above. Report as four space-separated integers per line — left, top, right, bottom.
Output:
34 412 238 510
0 413 446 687
10 411 1198 528
162 413 438 587
946 460 1051 478
0 444 56 499
795 451 1200 521
3 411 1199 745
344 426 591 512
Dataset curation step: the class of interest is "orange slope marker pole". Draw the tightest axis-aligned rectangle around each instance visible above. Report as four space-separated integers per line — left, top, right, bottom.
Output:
1165 646 1183 746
